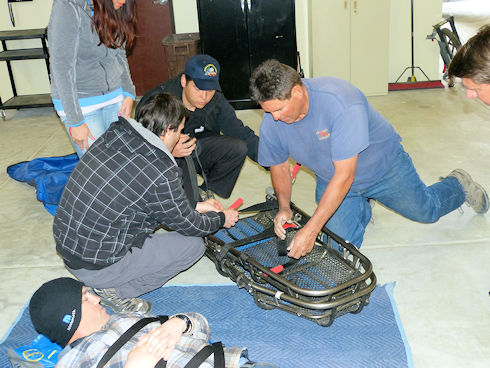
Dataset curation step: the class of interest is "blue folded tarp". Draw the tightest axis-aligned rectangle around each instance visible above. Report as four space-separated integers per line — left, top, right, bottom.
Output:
7 154 79 215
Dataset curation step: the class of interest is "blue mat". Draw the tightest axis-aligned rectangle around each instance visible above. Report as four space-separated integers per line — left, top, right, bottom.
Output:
0 283 412 368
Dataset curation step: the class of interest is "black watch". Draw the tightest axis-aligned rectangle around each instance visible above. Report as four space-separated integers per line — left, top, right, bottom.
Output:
174 314 192 333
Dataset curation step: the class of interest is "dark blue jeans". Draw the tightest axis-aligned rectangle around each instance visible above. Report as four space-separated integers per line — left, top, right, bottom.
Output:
315 146 465 248
177 135 248 199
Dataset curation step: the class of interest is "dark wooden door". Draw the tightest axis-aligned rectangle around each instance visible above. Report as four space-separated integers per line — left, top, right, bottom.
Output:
127 0 174 97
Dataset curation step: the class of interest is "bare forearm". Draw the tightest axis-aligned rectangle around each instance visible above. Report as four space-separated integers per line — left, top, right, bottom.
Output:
305 175 353 235
270 162 292 209
285 156 357 258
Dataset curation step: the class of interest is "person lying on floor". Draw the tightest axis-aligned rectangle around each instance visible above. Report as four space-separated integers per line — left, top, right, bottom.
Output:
29 278 278 368
53 92 239 315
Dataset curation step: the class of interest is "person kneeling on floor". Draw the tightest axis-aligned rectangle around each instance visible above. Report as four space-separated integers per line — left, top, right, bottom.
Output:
29 278 277 368
53 93 239 315
249 59 489 258
136 54 261 201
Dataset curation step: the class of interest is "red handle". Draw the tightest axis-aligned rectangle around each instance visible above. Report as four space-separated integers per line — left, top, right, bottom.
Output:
282 223 297 230
270 265 284 273
291 163 301 180
229 198 243 210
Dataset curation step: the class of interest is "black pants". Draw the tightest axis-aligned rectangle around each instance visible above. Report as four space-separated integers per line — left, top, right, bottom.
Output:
177 135 248 199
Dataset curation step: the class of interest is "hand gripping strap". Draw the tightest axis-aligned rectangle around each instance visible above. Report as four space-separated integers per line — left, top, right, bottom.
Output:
96 315 169 368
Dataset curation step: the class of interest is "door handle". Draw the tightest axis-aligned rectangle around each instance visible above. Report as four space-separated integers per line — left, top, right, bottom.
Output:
240 0 245 12
353 0 358 14
247 0 252 11
152 0 168 5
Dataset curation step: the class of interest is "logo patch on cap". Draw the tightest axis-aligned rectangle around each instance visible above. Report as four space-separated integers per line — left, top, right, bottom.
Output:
62 314 72 325
203 64 218 77
63 309 77 331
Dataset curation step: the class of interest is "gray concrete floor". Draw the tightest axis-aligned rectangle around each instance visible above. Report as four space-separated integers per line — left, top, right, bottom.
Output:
0 84 489 367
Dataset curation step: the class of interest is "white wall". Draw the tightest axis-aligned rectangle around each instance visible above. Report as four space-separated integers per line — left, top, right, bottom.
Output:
173 0 199 34
0 0 444 102
295 0 310 77
442 0 490 43
0 1 53 102
389 0 442 83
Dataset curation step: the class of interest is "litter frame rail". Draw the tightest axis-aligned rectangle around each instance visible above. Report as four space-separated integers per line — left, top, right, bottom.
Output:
205 200 377 327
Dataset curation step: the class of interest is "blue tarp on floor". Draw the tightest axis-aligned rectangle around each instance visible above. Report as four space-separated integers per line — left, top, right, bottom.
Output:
7 154 78 215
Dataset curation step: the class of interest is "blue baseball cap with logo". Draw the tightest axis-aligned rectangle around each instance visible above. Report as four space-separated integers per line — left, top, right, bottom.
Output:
185 54 221 92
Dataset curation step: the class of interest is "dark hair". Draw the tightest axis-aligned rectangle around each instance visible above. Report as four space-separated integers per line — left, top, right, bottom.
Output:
184 74 193 82
250 59 302 103
448 24 490 84
135 93 188 137
93 0 136 49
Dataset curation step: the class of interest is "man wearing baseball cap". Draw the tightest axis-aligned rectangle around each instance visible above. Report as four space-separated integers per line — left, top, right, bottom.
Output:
137 54 260 201
28 277 278 368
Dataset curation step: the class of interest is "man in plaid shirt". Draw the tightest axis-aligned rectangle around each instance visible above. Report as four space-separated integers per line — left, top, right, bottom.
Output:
53 93 239 315
29 278 277 368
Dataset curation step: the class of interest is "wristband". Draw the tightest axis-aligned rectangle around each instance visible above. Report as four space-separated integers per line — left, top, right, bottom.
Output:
174 314 192 333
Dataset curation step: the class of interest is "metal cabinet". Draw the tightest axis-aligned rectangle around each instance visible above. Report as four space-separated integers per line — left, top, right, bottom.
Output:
197 0 298 109
310 0 390 96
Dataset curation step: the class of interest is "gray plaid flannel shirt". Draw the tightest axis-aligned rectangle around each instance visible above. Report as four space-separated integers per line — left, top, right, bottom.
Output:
55 312 245 367
54 118 224 270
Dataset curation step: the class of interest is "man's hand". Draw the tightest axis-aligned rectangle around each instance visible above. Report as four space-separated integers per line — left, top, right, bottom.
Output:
126 317 187 367
172 134 196 158
222 208 239 228
69 123 95 152
196 198 224 213
284 155 358 259
273 208 293 240
119 96 134 119
286 226 317 259
125 344 160 368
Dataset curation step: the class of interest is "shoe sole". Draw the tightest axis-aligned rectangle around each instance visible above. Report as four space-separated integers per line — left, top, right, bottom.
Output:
448 169 489 214
470 181 489 214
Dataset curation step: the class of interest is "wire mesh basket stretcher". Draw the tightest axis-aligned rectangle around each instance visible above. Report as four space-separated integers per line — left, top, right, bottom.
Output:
204 199 377 327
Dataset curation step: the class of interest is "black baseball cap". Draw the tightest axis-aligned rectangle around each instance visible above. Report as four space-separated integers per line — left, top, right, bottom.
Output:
184 54 221 92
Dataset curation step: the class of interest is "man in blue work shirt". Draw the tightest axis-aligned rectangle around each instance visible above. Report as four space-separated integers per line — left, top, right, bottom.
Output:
250 59 488 258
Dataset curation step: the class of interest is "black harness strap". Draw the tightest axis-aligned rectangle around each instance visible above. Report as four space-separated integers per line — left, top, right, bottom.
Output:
182 342 225 368
155 341 224 368
185 153 201 203
96 315 169 368
155 358 168 368
97 315 225 368
186 141 212 202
